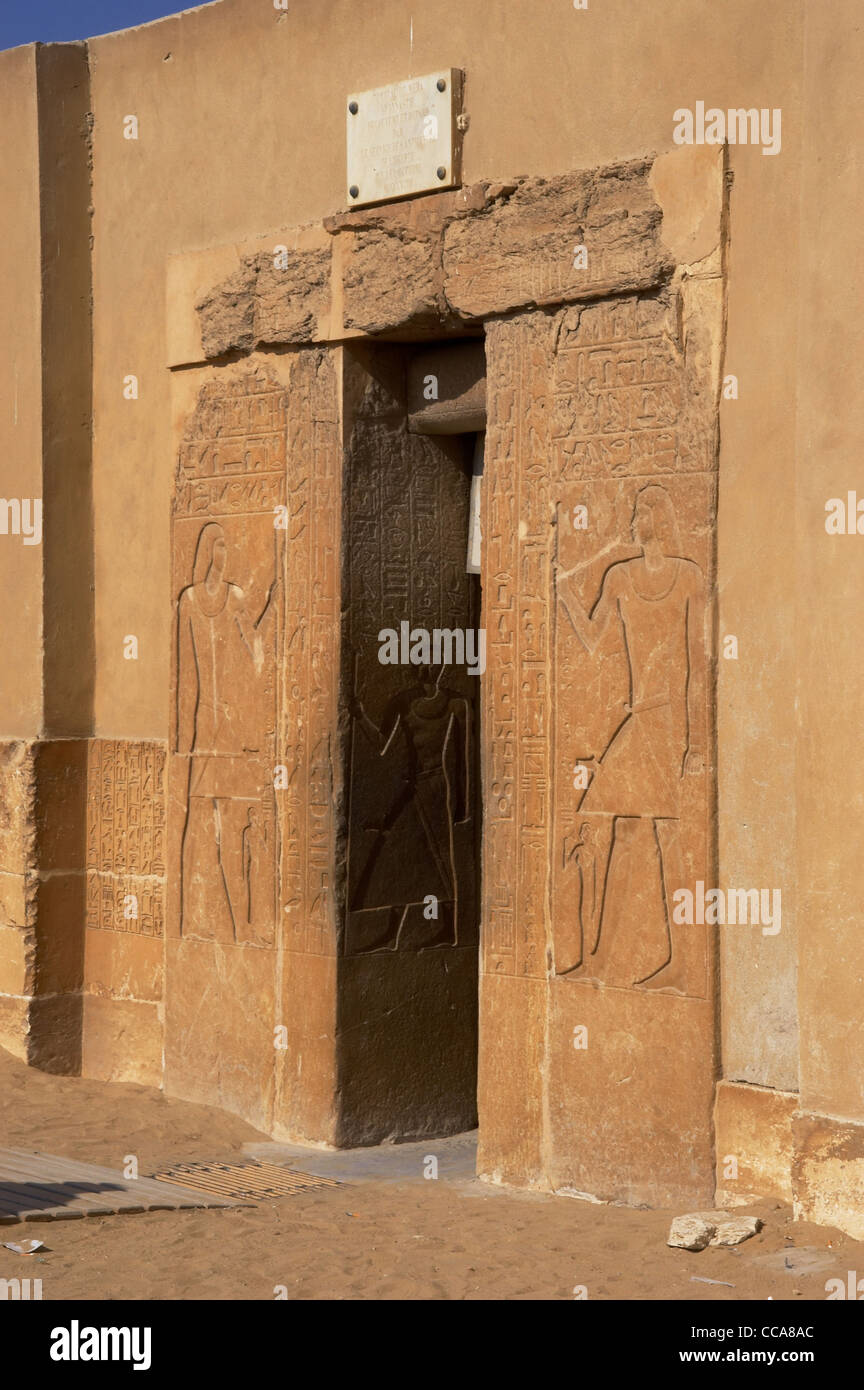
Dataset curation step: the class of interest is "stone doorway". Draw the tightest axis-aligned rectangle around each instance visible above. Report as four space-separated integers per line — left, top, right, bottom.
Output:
158 150 725 1201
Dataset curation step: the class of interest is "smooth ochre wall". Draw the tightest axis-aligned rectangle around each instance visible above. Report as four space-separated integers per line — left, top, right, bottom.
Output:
0 45 44 737
87 0 807 1097
795 2 864 1123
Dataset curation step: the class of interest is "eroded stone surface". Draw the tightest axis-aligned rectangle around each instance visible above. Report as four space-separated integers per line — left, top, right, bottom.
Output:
709 1215 762 1246
445 162 673 319
195 261 258 357
325 185 484 336
0 742 35 884
254 247 330 346
196 246 330 357
667 1214 716 1250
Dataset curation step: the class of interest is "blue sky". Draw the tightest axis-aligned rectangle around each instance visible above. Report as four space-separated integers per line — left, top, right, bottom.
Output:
0 1 200 51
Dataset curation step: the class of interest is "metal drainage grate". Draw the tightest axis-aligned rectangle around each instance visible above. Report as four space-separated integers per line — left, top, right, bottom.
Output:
150 1161 342 1202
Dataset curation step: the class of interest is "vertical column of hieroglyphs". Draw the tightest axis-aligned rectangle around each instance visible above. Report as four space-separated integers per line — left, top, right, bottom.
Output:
275 348 341 1141
482 313 556 983
281 349 340 958
478 312 557 1185
547 290 717 1204
85 742 166 936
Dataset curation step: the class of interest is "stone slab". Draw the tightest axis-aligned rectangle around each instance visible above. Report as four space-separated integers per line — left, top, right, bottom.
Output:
792 1111 864 1241
714 1079 797 1207
345 69 462 207
243 1132 477 1185
172 157 686 360
406 340 486 434
166 224 334 366
443 161 673 319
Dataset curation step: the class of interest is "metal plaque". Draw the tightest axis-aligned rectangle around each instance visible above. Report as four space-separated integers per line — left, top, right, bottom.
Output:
346 69 462 208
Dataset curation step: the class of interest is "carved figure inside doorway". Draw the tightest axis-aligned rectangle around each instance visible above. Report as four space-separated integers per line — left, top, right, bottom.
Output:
348 664 471 953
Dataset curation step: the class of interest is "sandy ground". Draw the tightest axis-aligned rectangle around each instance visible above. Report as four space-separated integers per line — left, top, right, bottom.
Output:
1 1046 861 1301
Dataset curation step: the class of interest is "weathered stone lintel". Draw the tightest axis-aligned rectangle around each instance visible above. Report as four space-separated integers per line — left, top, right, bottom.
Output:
196 246 331 358
192 158 677 356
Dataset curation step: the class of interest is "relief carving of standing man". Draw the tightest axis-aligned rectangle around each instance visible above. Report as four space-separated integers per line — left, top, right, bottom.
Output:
556 484 706 990
176 521 277 942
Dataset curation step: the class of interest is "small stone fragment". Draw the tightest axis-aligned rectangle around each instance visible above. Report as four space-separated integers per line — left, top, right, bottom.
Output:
667 1214 716 1251
709 1216 763 1247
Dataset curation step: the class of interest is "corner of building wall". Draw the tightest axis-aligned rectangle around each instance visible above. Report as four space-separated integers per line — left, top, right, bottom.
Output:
714 1078 797 1206
0 738 89 1076
715 1079 864 1242
1 46 105 1079
31 52 167 1094
35 40 94 739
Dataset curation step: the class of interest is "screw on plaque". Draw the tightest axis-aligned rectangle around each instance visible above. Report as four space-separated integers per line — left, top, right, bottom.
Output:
348 101 359 114
437 78 447 92
436 167 447 180
349 185 359 199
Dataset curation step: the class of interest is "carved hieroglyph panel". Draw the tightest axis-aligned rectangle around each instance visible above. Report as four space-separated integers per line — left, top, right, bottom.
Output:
344 364 479 956
280 349 341 957
554 474 712 997
482 294 716 993
481 287 719 1203
553 294 716 481
482 312 556 980
85 741 166 936
551 298 715 999
170 369 285 948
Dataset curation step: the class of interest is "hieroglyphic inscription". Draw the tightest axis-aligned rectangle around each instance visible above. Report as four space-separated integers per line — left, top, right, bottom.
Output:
171 369 285 947
553 296 690 480
281 349 340 956
483 296 715 990
85 741 166 935
482 313 556 978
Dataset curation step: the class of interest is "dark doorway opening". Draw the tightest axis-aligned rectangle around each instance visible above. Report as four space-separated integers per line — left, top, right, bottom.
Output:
336 339 485 1145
